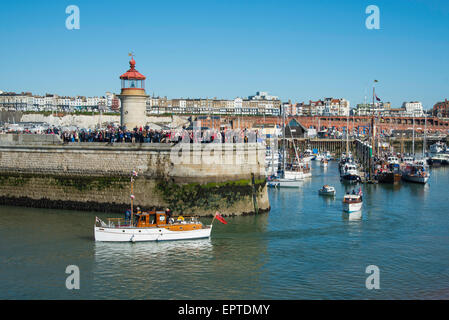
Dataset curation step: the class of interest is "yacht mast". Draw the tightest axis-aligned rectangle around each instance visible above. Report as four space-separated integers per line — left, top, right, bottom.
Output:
412 114 415 156
282 106 286 178
346 115 349 155
423 113 427 156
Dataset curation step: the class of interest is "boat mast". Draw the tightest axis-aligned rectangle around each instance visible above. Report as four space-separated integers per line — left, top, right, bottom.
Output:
282 105 286 178
130 173 134 226
346 115 349 156
287 120 301 166
412 113 415 156
423 113 427 156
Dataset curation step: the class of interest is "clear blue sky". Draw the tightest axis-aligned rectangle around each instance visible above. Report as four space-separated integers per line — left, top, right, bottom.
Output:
1 0 448 109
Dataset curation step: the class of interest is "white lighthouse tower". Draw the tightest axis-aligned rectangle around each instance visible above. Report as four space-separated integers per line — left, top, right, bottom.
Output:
119 55 148 130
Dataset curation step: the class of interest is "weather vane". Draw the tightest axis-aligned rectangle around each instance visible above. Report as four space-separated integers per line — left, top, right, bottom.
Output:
128 51 135 59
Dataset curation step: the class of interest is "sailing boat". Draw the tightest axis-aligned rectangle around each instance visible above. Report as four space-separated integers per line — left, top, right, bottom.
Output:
268 109 303 188
339 116 361 183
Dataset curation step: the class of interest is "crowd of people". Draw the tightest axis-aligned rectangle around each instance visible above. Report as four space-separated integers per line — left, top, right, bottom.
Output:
11 125 263 144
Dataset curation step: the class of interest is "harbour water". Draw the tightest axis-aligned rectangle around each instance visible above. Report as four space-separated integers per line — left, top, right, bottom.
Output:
1 162 449 299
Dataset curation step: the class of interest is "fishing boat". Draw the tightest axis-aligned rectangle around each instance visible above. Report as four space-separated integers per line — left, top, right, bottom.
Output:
342 189 363 212
340 162 361 183
94 171 219 242
376 163 401 184
318 185 336 196
401 164 430 184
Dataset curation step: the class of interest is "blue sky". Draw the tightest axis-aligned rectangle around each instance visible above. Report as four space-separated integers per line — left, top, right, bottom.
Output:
0 0 448 109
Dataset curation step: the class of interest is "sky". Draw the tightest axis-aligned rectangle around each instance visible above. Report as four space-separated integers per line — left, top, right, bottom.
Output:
0 0 448 109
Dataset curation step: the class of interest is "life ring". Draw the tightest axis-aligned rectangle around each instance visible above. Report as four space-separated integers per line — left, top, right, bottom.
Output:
177 216 184 221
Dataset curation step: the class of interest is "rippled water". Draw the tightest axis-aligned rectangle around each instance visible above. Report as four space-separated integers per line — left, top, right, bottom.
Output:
1 162 449 299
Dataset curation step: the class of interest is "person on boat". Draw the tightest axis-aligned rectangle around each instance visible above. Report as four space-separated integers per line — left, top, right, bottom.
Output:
165 208 173 224
125 209 131 224
352 190 356 195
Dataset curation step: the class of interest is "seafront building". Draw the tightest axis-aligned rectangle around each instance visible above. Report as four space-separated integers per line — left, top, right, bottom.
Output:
0 91 120 113
282 98 350 117
432 99 449 118
146 91 282 116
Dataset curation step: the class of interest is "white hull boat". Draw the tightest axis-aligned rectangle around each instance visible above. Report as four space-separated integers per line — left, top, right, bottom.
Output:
401 164 430 184
342 201 363 212
302 171 312 178
94 170 221 242
302 156 314 162
342 193 363 212
402 174 429 184
268 178 302 188
318 185 336 196
95 225 212 242
284 170 304 180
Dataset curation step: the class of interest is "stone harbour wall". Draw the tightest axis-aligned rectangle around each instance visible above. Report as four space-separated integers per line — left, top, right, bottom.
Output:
0 139 269 216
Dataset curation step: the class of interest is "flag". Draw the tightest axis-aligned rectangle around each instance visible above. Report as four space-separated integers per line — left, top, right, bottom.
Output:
131 170 138 177
358 188 363 196
375 94 381 102
215 212 227 224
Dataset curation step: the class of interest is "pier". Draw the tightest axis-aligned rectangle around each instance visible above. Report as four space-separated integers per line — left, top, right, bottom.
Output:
0 134 269 216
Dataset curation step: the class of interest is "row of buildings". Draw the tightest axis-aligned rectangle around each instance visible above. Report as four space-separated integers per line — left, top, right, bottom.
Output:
147 92 282 116
0 91 120 113
1 89 448 119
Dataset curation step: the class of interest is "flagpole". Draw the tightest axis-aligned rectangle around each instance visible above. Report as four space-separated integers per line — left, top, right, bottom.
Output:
130 175 134 227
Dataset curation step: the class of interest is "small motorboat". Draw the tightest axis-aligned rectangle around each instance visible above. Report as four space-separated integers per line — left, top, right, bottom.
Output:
94 170 221 242
320 158 328 167
401 163 430 184
94 212 213 242
342 189 363 212
318 185 336 196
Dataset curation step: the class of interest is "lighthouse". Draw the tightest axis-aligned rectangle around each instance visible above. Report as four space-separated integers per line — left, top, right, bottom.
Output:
119 55 148 130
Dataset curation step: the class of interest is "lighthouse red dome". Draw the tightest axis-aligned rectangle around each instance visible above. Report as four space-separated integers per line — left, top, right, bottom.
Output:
120 57 146 80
